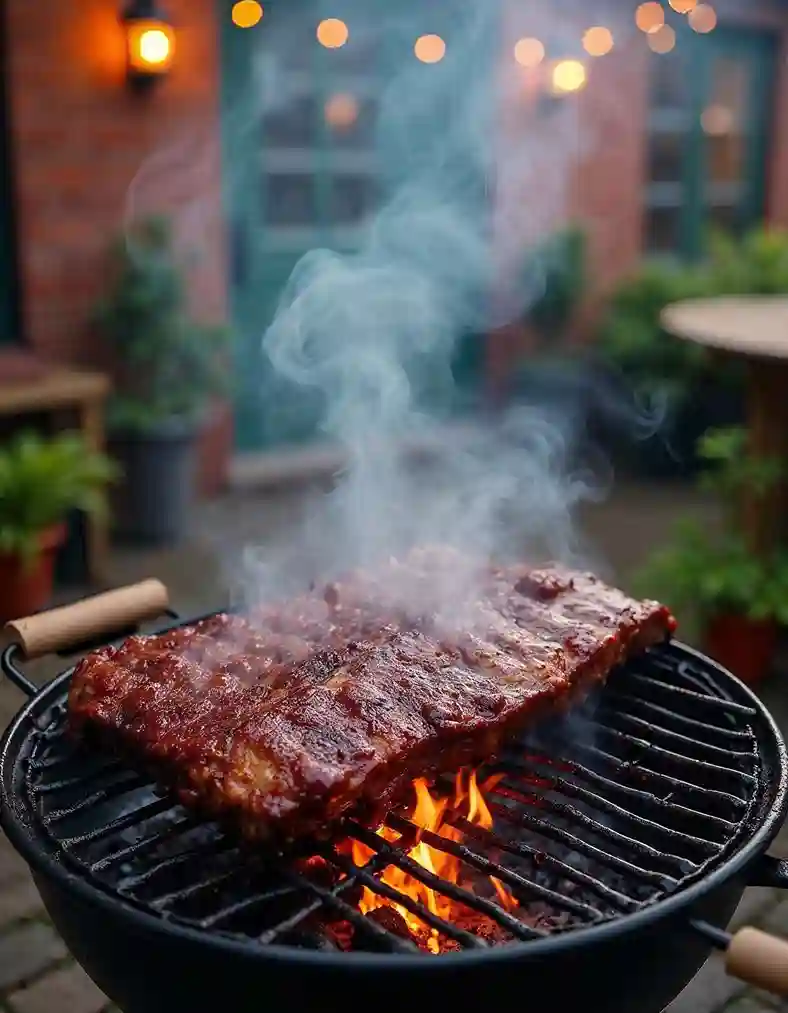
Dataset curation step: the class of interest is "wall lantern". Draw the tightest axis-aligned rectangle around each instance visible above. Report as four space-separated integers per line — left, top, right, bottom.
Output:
121 1 175 89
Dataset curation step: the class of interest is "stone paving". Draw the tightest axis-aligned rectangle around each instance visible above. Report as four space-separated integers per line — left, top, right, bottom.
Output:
0 481 786 1012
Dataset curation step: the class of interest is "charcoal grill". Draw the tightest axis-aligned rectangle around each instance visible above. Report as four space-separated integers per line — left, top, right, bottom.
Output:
2 581 788 1013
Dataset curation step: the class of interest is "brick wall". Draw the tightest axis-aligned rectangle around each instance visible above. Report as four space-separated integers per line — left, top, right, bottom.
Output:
2 0 229 489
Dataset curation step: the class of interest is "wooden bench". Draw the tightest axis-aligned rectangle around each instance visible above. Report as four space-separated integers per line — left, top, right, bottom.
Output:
0 367 111 586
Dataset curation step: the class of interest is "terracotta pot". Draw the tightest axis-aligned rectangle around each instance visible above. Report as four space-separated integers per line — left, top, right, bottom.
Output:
0 524 66 625
703 613 778 685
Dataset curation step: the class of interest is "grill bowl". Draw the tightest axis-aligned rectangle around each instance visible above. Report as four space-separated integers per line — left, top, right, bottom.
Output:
1 626 788 1013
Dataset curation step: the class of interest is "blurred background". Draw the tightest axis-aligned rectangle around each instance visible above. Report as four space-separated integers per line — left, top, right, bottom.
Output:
1 1 788 1009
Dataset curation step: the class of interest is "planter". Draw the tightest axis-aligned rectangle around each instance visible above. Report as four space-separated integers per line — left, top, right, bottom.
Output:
109 420 198 546
0 524 66 624
703 613 778 685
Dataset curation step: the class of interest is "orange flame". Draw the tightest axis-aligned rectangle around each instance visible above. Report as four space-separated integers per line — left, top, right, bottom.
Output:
349 770 517 952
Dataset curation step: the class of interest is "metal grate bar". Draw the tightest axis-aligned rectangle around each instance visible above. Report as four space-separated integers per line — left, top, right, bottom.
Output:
279 871 427 953
502 770 719 856
450 817 638 912
43 775 150 823
491 800 681 885
330 841 505 945
196 886 302 930
118 841 239 894
58 797 175 847
508 756 735 836
604 691 753 742
627 672 757 716
600 709 756 763
596 725 757 785
374 816 604 921
88 817 197 873
257 896 329 945
148 867 246 911
570 741 749 812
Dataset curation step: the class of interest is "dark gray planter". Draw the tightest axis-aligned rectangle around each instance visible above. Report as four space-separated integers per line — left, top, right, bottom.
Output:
109 420 198 545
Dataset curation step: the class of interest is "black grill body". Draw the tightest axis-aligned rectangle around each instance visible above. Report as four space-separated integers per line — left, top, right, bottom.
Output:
2 634 788 1013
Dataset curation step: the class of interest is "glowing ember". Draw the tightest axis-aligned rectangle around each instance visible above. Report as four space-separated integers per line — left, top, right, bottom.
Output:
347 770 517 953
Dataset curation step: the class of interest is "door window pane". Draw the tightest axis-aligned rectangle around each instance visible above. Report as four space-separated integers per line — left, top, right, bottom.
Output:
324 93 377 149
702 57 748 186
646 206 682 254
329 174 377 224
265 174 316 225
263 94 316 148
648 131 685 183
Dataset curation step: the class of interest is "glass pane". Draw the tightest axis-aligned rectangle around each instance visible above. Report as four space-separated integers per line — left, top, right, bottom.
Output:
265 174 316 225
702 56 748 186
263 94 316 148
648 132 685 183
324 93 378 149
650 48 692 111
645 206 682 254
328 174 377 224
706 203 743 238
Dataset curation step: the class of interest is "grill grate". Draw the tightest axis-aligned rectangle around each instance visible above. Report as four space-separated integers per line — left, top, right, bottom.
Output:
20 641 760 955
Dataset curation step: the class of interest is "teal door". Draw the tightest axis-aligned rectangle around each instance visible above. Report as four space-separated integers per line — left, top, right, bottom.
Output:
220 0 488 451
644 22 777 258
0 34 15 345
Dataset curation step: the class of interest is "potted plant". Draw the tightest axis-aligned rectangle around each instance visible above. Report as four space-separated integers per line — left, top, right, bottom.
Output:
97 216 231 544
635 427 788 684
0 431 117 623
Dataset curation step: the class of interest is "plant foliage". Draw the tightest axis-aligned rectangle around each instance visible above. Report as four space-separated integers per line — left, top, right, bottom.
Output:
635 426 788 628
97 216 232 434
0 432 118 563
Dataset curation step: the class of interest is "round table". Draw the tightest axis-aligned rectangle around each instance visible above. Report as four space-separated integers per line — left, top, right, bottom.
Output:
661 295 788 556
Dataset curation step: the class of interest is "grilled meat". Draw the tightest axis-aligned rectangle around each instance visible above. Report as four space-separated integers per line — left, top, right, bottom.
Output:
67 561 675 843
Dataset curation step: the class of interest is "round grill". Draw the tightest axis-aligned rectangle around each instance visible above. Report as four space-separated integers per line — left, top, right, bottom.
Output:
6 639 771 956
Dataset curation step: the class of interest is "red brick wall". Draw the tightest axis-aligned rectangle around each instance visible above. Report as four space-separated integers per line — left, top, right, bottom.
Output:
2 0 230 488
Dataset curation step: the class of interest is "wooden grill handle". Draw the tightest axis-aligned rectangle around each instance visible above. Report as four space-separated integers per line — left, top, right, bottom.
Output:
1 580 170 660
726 927 788 995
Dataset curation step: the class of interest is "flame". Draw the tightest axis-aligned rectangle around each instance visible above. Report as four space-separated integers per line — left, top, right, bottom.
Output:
349 770 517 952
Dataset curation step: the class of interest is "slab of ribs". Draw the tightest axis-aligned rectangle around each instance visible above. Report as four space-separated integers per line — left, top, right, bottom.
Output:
68 551 676 843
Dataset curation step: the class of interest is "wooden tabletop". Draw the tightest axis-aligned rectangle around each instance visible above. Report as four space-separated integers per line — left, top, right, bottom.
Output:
0 368 110 416
661 296 788 362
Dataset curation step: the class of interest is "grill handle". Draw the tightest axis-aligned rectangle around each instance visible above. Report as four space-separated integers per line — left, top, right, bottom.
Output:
747 853 788 890
0 580 171 661
726 927 788 995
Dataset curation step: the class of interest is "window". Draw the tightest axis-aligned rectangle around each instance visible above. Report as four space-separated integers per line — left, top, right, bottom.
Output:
644 24 777 258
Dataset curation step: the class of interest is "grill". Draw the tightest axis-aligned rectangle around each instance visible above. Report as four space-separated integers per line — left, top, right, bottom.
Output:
7 637 763 953
2 593 788 1013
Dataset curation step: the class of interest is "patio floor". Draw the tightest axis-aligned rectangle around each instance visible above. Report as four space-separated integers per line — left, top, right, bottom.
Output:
0 478 786 1013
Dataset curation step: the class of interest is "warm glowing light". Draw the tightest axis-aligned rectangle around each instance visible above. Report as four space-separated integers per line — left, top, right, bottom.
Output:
514 36 545 68
126 20 175 75
325 92 359 131
635 2 665 34
348 772 516 952
688 3 717 33
551 59 588 94
232 1 263 28
317 18 349 49
701 103 734 135
669 0 697 11
582 26 614 57
647 23 677 53
414 34 446 64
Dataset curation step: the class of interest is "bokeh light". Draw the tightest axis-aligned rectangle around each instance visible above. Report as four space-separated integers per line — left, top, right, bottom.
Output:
138 29 171 66
514 37 545 68
414 34 446 64
647 24 676 53
688 3 717 33
551 59 587 94
701 104 734 135
325 93 359 131
317 18 349 49
231 1 263 28
669 0 697 12
582 27 614 57
635 2 665 34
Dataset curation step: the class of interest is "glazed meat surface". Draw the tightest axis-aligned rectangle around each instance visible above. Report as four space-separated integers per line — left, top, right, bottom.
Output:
67 558 676 842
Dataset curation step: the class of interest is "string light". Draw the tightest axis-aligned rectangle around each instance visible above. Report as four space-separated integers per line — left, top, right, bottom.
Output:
231 1 263 28
414 34 446 64
647 23 676 53
688 3 717 32
669 0 697 11
317 18 349 48
514 37 545 68
551 60 587 94
635 2 665 33
582 27 614 57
